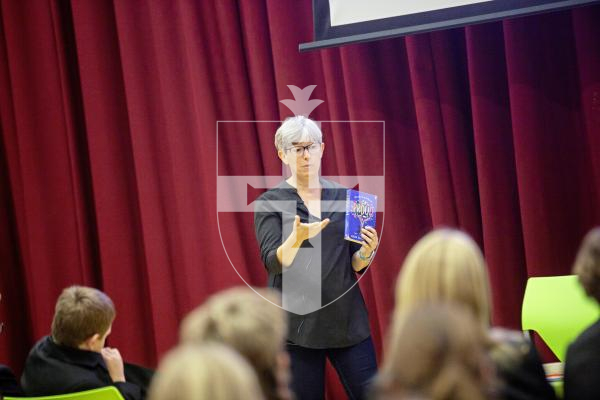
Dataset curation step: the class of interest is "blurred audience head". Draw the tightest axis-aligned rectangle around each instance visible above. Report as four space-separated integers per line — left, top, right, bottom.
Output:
148 343 265 400
573 227 600 303
180 287 290 400
375 303 495 400
396 228 491 327
51 285 115 351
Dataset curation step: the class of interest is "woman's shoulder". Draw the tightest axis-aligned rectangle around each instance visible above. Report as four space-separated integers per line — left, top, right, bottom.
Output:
320 179 352 199
258 181 291 197
321 178 347 189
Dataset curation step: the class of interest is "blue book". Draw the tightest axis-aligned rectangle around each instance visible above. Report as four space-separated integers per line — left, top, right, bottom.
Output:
344 189 377 244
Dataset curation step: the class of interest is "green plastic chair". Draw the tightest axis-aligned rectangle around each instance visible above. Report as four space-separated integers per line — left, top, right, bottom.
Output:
4 386 124 400
522 275 600 362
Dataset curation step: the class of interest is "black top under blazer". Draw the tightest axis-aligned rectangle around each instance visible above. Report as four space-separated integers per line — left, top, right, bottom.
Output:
254 178 371 349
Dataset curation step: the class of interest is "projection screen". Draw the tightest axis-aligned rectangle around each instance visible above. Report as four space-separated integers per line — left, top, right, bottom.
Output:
299 0 599 51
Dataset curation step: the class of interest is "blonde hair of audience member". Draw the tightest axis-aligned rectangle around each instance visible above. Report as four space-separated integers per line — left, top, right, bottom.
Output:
51 285 115 348
180 287 291 400
395 229 491 328
394 228 538 391
375 303 495 400
573 227 600 303
148 343 265 400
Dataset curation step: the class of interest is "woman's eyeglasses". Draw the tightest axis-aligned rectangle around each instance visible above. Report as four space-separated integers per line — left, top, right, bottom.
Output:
286 143 321 157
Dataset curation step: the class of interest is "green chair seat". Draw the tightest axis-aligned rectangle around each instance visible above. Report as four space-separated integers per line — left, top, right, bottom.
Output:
4 386 124 400
522 274 600 362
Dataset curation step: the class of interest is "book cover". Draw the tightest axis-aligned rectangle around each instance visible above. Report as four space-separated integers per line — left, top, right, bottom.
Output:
344 189 377 244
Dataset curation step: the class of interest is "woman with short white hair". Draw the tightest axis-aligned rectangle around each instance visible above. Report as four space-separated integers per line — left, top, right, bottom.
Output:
254 116 379 400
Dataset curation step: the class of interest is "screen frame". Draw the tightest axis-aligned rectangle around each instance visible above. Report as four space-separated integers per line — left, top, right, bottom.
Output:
299 0 599 52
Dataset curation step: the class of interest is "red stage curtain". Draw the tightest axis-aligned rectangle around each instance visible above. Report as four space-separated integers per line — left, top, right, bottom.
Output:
1 1 599 398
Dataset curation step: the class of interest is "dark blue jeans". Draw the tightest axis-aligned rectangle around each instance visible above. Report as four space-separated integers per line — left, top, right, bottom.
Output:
287 337 377 400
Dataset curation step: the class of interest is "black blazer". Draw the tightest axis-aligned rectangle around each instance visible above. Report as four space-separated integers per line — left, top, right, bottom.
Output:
497 342 557 400
21 336 152 400
0 364 23 397
564 318 600 400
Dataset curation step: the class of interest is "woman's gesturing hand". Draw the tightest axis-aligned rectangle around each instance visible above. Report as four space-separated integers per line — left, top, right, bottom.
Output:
277 215 330 268
292 215 330 246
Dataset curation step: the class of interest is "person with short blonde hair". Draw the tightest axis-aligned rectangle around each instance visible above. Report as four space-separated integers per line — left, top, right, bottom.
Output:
391 229 556 400
22 286 151 400
180 287 291 400
148 343 265 400
374 303 495 400
564 227 600 400
395 229 491 327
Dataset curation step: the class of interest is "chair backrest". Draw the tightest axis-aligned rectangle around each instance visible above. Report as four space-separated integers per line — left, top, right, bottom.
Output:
4 386 125 400
522 275 600 361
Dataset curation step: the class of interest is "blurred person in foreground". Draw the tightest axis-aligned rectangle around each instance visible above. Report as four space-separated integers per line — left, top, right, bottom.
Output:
374 303 496 400
391 229 556 400
180 287 292 400
564 227 600 400
148 343 265 400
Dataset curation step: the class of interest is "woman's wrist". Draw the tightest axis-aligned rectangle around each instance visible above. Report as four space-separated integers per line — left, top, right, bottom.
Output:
358 248 373 261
